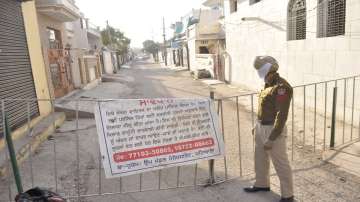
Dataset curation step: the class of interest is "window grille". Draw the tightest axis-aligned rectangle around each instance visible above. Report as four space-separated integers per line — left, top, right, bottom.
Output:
317 0 346 38
287 0 307 40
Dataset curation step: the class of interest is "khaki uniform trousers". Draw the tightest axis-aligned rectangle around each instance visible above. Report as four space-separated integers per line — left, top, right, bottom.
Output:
254 122 293 198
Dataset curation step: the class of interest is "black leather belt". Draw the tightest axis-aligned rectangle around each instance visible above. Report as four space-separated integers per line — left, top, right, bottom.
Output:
259 120 274 125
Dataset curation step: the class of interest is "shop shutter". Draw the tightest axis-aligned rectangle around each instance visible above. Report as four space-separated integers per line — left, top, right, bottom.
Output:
0 0 40 137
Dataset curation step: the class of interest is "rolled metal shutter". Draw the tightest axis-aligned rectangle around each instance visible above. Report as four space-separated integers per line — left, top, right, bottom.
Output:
0 0 40 137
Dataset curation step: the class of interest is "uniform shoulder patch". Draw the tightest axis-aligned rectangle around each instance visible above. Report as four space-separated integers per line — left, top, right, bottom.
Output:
277 88 286 95
276 87 288 102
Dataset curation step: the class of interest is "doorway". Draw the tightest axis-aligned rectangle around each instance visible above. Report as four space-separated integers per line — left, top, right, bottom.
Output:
47 28 74 98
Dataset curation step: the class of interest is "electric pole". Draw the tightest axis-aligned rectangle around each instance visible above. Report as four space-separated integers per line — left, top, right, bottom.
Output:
163 17 168 66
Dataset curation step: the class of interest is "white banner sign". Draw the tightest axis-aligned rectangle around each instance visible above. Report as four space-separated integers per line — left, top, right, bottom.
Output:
94 98 225 178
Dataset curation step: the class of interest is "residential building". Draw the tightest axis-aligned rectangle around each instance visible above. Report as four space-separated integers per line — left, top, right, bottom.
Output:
85 19 103 83
223 0 360 124
184 4 226 80
86 20 103 53
69 16 102 89
0 0 52 135
35 0 82 98
65 13 89 89
84 19 107 83
35 0 103 96
224 0 360 88
167 21 188 68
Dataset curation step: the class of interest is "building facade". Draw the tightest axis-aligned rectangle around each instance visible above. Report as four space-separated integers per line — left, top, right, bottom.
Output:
65 13 89 89
169 5 226 80
35 0 82 98
0 0 52 135
224 0 360 125
224 0 360 88
85 19 103 85
35 0 103 97
69 16 103 88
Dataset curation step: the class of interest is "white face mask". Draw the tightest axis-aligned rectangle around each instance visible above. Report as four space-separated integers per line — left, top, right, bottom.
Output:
257 63 272 82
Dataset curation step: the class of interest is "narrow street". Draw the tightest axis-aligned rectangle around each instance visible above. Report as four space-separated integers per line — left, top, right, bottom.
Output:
1 60 360 202
1 0 360 202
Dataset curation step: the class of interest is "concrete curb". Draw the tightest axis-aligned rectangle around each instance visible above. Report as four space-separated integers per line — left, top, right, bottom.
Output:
55 106 94 119
0 116 44 152
0 113 66 178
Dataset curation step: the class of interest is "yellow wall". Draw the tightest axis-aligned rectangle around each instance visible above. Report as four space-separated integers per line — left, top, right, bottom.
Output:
21 1 52 116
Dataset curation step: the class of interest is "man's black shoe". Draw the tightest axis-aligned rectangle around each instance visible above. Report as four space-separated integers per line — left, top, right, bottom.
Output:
243 186 270 193
279 196 294 202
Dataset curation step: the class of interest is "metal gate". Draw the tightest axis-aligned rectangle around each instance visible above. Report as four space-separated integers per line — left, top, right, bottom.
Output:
1 75 360 201
0 0 40 136
48 48 74 98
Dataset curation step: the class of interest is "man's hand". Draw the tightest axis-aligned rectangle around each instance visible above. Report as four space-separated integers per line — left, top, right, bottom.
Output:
252 127 256 135
264 140 274 150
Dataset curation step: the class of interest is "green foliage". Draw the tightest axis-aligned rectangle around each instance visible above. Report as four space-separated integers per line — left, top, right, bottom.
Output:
142 40 160 55
101 26 131 55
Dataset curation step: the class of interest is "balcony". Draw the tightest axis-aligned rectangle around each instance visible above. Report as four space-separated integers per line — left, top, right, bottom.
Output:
36 0 81 22
188 22 224 40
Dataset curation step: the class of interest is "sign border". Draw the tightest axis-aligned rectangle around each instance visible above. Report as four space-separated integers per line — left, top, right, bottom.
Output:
96 98 224 176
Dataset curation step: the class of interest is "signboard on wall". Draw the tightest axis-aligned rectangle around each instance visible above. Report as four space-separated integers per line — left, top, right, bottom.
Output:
94 98 225 178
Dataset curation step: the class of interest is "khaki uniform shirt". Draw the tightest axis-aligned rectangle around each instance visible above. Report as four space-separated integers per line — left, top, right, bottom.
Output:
257 73 293 141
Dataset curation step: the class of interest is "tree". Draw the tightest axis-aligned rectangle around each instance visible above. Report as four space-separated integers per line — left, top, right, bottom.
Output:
101 26 131 64
143 40 160 62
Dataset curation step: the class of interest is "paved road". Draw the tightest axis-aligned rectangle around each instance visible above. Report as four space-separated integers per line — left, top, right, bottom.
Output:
1 60 360 202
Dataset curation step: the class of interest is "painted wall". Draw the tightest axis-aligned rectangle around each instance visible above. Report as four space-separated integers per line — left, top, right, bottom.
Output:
36 13 68 98
186 9 225 40
187 38 197 72
195 39 222 54
21 1 52 116
87 34 102 51
71 17 89 50
186 7 225 73
103 51 114 74
66 16 88 88
193 54 216 77
225 0 360 86
197 9 223 35
224 0 360 125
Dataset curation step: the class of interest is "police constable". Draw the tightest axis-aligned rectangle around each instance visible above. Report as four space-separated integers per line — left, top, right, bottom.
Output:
244 56 294 202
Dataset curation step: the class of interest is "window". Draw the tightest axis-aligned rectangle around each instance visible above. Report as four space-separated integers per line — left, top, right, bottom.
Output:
250 0 261 5
47 28 62 49
287 0 306 41
199 46 210 54
230 0 238 13
317 0 346 38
